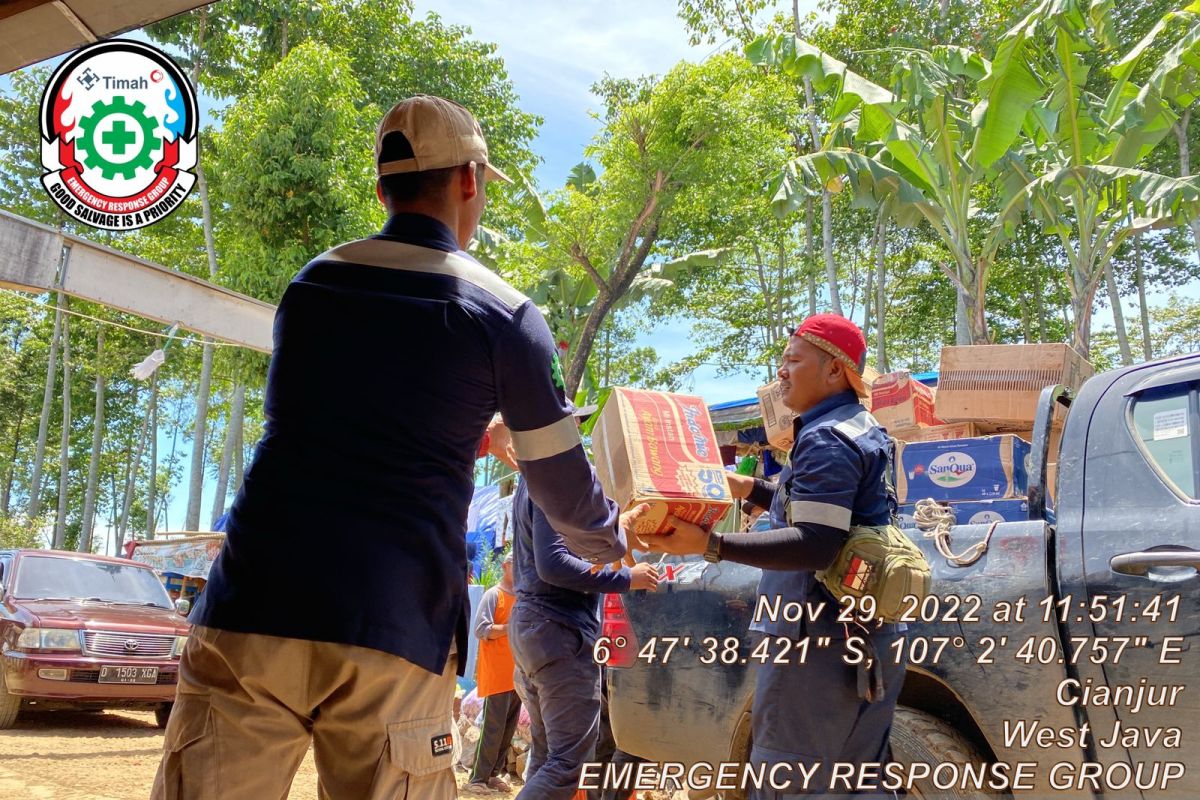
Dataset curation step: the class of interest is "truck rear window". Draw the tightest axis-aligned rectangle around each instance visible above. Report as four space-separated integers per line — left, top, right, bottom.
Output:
1131 389 1196 499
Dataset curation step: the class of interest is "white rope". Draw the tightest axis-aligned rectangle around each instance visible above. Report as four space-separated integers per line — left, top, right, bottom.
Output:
912 498 997 567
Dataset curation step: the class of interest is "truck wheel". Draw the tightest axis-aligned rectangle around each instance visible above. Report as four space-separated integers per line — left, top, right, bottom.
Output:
891 707 1000 800
155 702 173 729
0 669 20 729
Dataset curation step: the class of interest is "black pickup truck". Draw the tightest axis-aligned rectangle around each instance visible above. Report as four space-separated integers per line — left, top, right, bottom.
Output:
605 352 1200 800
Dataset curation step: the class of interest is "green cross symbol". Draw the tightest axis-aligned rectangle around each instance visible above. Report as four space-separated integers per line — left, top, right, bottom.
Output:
551 353 565 390
102 119 137 155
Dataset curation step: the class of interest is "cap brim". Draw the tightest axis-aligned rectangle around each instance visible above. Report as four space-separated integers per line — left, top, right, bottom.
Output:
845 369 869 399
483 163 512 184
572 403 599 419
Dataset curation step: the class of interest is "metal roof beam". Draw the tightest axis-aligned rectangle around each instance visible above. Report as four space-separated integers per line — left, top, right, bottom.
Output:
0 210 275 353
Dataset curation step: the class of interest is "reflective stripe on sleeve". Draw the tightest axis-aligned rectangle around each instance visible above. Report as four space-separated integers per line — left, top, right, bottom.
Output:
510 415 581 461
787 500 852 531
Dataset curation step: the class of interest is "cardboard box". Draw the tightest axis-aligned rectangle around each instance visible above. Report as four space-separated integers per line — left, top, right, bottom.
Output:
895 434 1031 503
1017 425 1063 501
897 498 1031 528
758 367 879 450
871 371 942 430
757 381 798 452
891 422 980 443
936 344 1094 429
592 387 733 535
862 365 880 412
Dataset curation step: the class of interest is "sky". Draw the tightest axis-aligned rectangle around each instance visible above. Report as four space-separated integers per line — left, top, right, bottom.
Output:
405 0 819 405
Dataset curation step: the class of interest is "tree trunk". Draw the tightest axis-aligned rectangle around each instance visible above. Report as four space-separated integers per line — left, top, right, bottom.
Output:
2 403 25 515
1173 115 1200 263
211 383 244 526
53 312 71 549
29 290 64 518
1104 258 1133 366
146 376 158 539
955 293 970 345
79 328 105 553
802 78 841 316
162 392 183 534
1134 233 1153 361
1035 271 1048 341
234 397 245 493
566 293 616 397
1069 277 1093 359
821 192 840 315
117 374 155 551
185 343 214 530
185 15 220 532
805 197 817 317
874 212 888 372
862 267 874 347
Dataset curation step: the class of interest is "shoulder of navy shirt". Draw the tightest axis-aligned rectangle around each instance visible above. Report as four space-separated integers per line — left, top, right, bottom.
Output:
190 213 621 677
753 390 900 638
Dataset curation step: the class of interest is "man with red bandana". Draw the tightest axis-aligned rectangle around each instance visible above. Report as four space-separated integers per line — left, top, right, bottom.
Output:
647 314 906 799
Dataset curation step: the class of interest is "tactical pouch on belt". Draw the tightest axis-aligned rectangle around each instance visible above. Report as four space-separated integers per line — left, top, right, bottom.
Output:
814 523 931 623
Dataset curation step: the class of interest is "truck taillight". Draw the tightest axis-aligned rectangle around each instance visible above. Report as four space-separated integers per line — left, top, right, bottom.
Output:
600 593 640 668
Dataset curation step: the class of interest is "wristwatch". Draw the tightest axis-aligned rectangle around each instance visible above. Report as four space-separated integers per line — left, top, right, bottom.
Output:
703 530 724 563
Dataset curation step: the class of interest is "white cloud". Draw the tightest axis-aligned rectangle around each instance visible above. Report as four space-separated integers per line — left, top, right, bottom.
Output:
416 0 718 106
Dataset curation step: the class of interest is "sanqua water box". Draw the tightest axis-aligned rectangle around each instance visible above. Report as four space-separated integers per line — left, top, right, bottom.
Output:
894 435 1031 503
592 387 733 535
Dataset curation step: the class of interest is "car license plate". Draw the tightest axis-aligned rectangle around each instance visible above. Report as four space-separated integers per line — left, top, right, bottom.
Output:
98 665 158 684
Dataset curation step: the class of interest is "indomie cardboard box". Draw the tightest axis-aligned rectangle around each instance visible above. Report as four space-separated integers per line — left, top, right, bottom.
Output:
757 381 797 452
895 434 1031 503
592 387 733 535
871 371 942 430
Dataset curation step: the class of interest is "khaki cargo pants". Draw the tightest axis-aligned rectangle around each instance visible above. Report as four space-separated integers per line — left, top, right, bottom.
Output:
152 626 458 800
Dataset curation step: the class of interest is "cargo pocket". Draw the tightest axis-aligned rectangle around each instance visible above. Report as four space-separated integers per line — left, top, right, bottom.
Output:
375 715 457 800
155 694 217 800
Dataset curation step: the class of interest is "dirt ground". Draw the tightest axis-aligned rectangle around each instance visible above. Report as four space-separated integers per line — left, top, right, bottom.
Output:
0 709 519 800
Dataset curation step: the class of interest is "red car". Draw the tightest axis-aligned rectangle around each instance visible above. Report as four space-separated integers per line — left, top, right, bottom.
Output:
0 549 189 729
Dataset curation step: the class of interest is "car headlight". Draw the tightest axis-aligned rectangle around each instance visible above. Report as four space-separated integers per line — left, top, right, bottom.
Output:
173 635 188 658
17 627 82 652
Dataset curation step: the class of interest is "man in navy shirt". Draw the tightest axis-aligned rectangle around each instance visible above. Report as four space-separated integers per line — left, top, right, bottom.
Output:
154 96 628 800
648 315 906 799
508 406 659 799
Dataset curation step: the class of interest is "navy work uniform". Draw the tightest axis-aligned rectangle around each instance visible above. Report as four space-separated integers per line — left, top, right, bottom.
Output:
171 213 627 800
508 479 636 799
749 389 906 799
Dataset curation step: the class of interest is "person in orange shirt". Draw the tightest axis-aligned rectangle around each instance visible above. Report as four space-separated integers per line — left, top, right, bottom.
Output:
468 551 521 793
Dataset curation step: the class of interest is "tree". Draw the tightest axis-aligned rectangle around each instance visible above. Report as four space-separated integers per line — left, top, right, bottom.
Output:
749 34 1045 345
146 5 244 531
990 0 1200 357
499 55 797 395
215 41 378 300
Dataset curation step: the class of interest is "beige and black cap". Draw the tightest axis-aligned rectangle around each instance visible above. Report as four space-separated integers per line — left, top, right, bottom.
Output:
375 94 512 183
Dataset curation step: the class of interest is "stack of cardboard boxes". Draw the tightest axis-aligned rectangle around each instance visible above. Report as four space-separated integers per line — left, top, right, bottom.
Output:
750 343 1090 528
886 343 1093 526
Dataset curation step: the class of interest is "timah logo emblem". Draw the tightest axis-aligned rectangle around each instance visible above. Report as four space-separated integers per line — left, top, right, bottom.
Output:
39 40 198 231
927 452 976 488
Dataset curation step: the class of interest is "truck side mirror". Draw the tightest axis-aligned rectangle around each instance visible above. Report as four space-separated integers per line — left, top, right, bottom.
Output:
175 597 191 616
